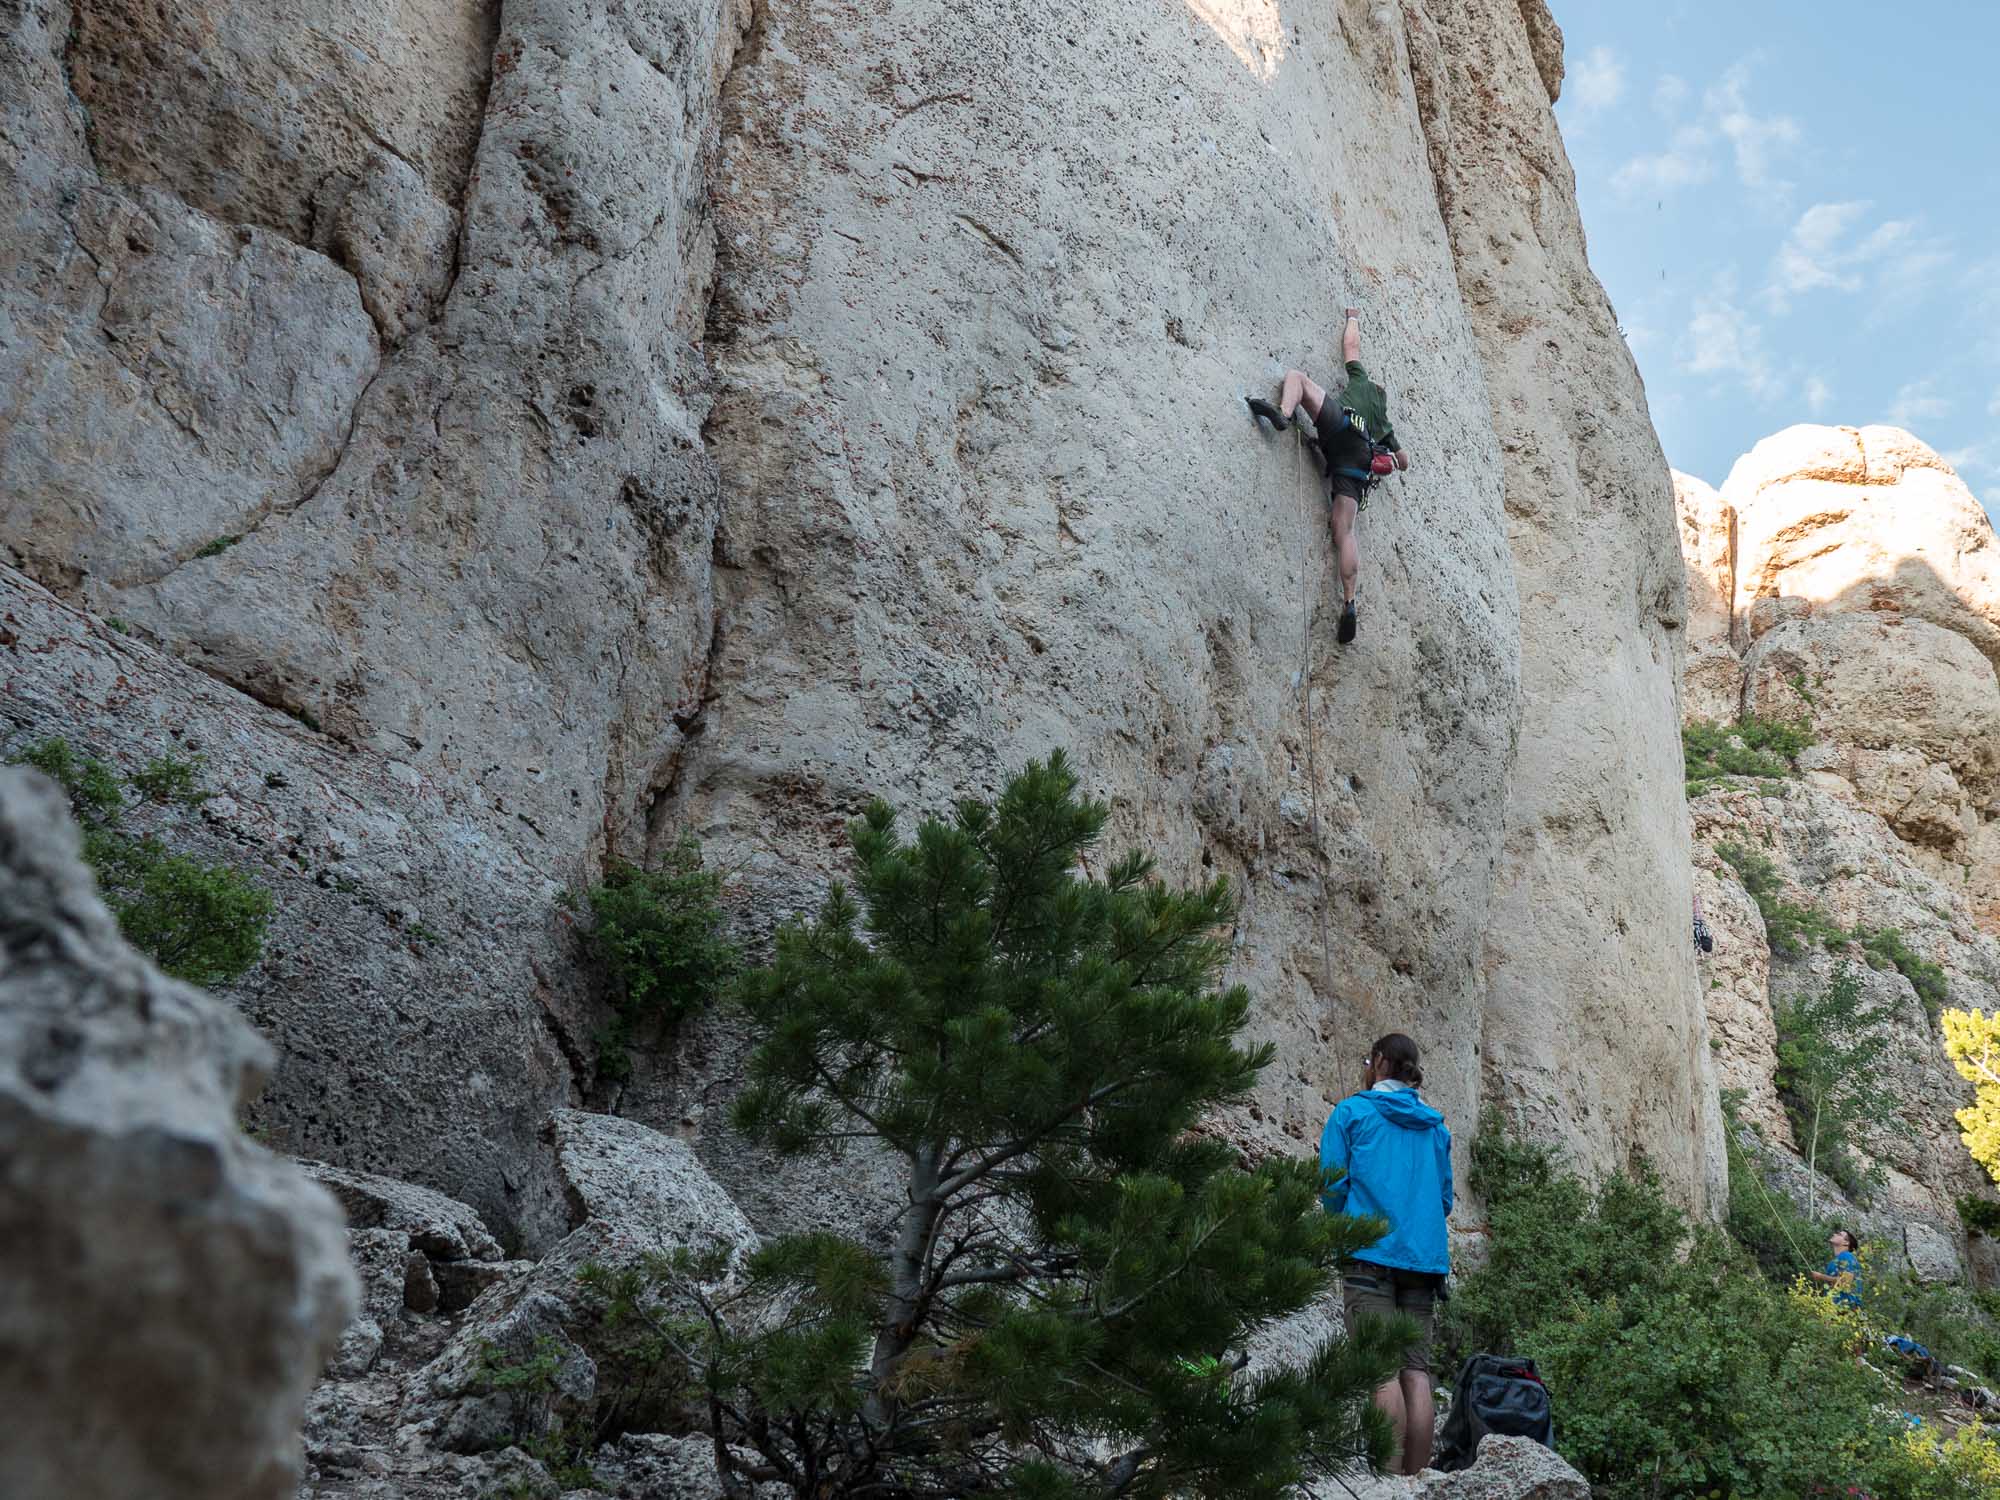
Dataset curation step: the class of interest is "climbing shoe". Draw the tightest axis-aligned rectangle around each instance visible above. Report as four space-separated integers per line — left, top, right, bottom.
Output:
1337 600 1358 645
1246 395 1289 430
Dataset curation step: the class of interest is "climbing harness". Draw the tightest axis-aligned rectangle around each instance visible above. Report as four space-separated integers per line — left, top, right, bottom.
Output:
1294 426 1337 993
1322 406 1399 490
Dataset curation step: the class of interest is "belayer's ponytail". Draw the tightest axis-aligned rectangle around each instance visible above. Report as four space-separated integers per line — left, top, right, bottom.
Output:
1371 1032 1423 1088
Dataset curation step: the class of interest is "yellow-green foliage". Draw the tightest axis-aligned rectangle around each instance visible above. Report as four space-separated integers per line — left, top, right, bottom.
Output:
1943 1008 2000 1187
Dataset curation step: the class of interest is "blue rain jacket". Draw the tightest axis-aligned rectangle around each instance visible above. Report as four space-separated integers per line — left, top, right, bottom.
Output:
1320 1085 1454 1274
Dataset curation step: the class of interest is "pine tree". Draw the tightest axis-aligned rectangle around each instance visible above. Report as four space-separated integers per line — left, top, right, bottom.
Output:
623 753 1409 1498
1943 1008 2000 1187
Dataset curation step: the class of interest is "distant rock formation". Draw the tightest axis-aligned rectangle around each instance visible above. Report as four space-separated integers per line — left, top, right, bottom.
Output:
0 767 355 1500
1677 425 2000 1282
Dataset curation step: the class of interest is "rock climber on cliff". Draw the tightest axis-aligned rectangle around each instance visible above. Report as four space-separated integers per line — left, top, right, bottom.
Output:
1247 306 1411 645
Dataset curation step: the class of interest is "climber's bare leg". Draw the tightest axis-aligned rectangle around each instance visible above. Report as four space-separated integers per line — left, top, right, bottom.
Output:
1329 489 1359 605
1280 369 1327 424
1342 306 1361 364
1372 1376 1407 1469
1399 1369 1435 1475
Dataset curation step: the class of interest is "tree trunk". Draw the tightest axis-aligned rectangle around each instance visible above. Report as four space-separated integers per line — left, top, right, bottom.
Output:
865 1145 943 1429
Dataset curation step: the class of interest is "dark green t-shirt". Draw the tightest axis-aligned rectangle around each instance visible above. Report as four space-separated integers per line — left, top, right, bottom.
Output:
1312 360 1400 476
1338 361 1398 451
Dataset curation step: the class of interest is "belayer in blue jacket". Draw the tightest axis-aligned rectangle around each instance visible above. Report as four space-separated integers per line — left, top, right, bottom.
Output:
1321 1032 1454 1476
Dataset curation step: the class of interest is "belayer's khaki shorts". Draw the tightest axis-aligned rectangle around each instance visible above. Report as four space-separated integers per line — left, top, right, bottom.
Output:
1340 1265 1438 1375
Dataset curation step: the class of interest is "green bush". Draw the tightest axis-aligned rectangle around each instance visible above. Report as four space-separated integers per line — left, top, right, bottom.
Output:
1959 1194 2000 1237
1860 1270 2000 1388
12 736 124 822
1684 714 1814 797
1773 965 1900 1216
6 737 270 986
1716 840 1847 958
1854 924 1950 1017
88 832 272 987
579 834 741 1076
1447 1126 1996 1499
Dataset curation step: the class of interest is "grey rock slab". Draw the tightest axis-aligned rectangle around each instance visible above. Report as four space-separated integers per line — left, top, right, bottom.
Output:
0 766 356 1500
550 1107 757 1261
1905 1219 1966 1285
303 1159 507 1263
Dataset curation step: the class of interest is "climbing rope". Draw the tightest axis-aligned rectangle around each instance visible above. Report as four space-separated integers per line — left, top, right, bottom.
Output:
1294 426 1336 996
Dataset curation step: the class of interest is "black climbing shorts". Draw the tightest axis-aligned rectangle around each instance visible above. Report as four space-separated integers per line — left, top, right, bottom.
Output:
1328 473 1366 508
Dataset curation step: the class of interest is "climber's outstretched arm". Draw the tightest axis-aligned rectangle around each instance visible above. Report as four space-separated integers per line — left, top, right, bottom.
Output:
1341 306 1361 365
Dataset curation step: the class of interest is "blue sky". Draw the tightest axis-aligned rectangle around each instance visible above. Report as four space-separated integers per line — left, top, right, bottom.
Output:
1551 2 2000 513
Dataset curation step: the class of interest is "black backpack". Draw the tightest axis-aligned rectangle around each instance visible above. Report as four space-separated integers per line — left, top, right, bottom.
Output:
1434 1353 1555 1472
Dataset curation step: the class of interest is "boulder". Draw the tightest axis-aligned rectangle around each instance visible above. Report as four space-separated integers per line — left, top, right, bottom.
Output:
1416 1435 1590 1498
0 767 355 1500
302 1159 507 1263
414 1112 757 1454
1904 1219 1966 1284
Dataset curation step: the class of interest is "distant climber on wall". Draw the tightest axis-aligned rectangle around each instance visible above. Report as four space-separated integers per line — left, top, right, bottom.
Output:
1247 306 1411 645
1321 1032 1453 1476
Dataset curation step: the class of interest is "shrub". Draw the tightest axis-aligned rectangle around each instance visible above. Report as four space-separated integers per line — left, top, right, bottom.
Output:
578 835 740 1076
1854 924 1950 1017
1958 1193 2000 1237
88 832 273 987
1446 1127 1990 1500
1716 840 1847 958
1721 1094 1831 1282
12 736 124 822
1684 714 1814 797
609 753 1411 1498
6 737 270 986
130 752 210 806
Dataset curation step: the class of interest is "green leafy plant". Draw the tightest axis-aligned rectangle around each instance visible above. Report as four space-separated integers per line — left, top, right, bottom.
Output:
130 752 211 806
6 737 270 986
1715 841 1847 958
1854 925 1949 1017
578 834 741 1078
1720 1094 1832 1282
194 534 241 558
1444 1125 1999 1499
1683 713 1814 798
615 753 1410 1498
1959 1194 2000 1237
1774 965 1901 1218
473 1338 598 1489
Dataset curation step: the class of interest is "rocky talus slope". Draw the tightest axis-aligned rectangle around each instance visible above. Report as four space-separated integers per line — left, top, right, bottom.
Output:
1678 425 2000 1283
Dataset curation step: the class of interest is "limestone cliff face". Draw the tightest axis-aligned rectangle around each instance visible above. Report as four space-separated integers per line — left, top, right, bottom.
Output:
1 0 1717 1230
1678 425 2000 1280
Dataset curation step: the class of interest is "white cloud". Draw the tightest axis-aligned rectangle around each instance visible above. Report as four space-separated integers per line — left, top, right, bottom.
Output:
1679 297 1782 401
1611 125 1714 197
1805 375 1832 415
1706 65 1801 194
1887 378 1951 432
1766 203 1952 313
1570 47 1626 113
1611 66 1798 202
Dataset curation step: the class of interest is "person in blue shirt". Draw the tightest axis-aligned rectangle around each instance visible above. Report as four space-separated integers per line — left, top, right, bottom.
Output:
1809 1228 1864 1309
1321 1032 1454 1476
